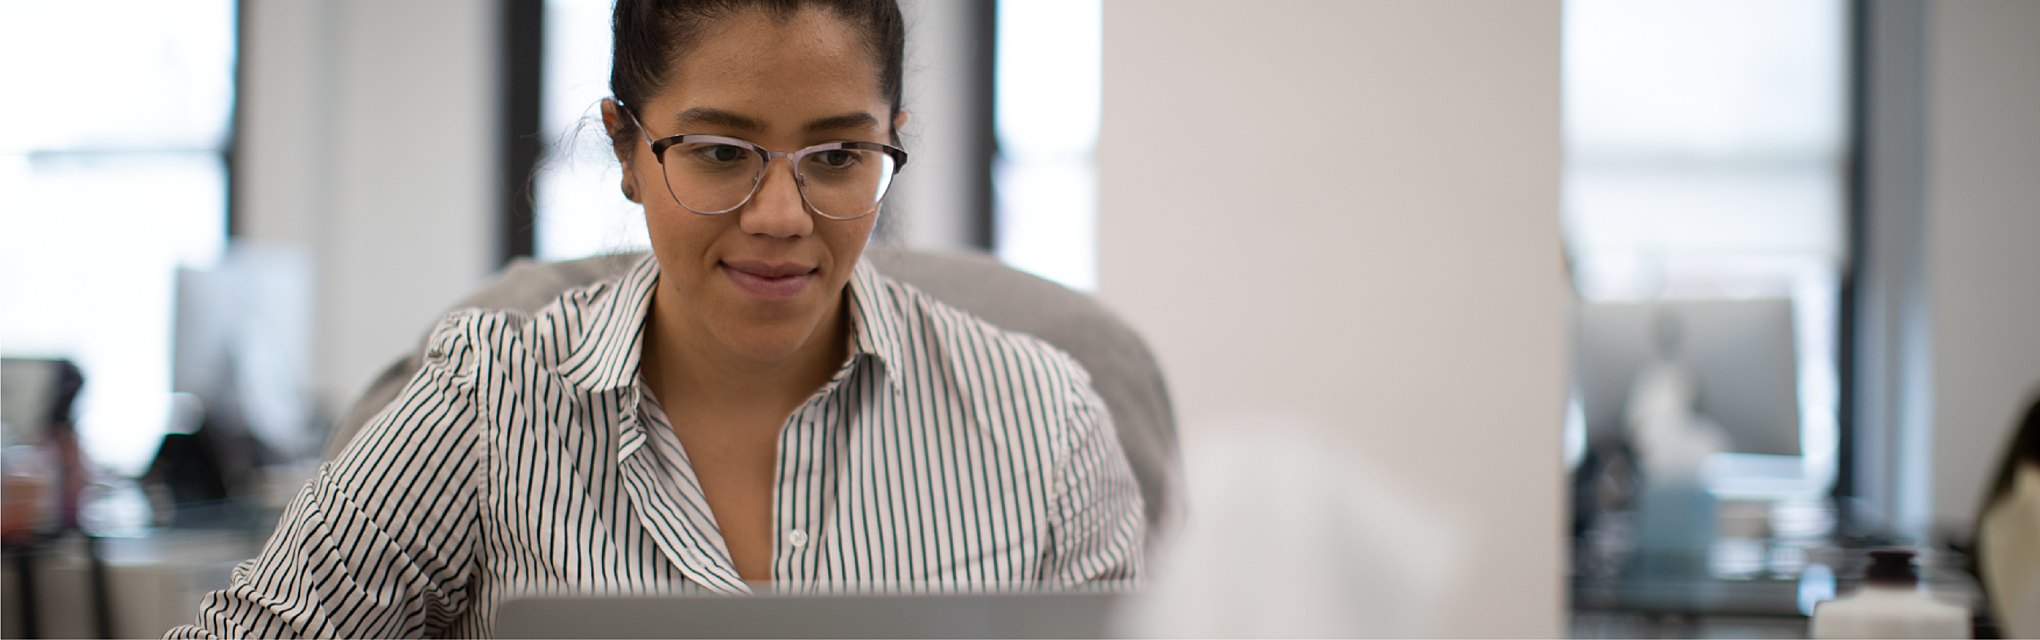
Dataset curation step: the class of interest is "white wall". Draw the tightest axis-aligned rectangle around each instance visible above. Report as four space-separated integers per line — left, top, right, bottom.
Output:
1924 0 2040 530
1098 1 1565 635
240 0 500 423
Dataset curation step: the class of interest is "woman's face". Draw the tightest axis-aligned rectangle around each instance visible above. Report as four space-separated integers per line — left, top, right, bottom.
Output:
613 8 902 365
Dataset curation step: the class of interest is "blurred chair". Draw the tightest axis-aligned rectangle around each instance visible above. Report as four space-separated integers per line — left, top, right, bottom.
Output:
322 249 1180 534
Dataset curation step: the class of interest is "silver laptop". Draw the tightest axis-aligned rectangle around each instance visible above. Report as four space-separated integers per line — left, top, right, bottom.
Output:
494 590 1125 639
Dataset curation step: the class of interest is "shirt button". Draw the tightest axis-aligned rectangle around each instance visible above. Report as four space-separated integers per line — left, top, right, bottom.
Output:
787 530 810 548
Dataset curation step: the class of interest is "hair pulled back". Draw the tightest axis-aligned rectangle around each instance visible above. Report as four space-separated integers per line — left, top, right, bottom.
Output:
608 0 906 149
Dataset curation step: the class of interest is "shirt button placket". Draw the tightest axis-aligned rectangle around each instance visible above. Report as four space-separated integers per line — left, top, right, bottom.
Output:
779 408 826 581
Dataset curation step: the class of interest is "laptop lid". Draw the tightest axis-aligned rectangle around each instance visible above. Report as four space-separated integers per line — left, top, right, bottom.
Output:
494 591 1124 639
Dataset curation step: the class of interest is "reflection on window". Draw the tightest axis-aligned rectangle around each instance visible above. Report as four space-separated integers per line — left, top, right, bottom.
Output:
1563 0 1846 495
994 0 1101 291
0 0 237 475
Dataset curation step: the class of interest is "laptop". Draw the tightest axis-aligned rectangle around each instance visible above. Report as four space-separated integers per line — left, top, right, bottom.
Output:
494 590 1126 639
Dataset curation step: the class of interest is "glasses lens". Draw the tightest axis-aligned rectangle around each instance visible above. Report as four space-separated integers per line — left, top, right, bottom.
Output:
661 141 762 213
797 147 897 219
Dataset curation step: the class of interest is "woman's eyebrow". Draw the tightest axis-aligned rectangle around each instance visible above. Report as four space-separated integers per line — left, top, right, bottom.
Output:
672 108 878 136
804 112 880 133
673 107 765 132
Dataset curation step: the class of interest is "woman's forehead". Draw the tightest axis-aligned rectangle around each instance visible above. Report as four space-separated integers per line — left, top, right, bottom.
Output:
643 8 887 133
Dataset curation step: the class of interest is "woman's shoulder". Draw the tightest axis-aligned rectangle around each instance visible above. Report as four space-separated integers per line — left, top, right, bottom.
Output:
859 265 1099 408
426 253 657 369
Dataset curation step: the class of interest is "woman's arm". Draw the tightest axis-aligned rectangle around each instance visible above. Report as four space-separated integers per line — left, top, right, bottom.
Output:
1043 383 1147 585
168 320 486 639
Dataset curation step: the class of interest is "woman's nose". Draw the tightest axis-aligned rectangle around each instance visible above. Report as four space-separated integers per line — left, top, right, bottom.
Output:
738 158 813 238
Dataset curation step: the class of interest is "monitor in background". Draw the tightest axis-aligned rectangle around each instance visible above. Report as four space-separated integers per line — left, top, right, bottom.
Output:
1571 298 1800 457
170 243 315 459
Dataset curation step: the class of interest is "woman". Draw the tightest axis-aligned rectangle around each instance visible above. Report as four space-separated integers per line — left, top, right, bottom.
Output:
170 0 1143 636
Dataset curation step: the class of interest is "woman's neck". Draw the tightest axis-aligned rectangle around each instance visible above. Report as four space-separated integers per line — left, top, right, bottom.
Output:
640 288 849 426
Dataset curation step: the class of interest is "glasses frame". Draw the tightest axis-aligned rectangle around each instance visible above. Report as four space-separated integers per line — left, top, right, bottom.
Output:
622 105 909 221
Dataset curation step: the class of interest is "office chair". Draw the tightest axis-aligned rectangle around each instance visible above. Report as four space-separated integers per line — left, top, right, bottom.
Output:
322 249 1181 534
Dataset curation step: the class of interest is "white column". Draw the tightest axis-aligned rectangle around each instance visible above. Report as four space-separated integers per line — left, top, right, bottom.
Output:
1098 0 1565 635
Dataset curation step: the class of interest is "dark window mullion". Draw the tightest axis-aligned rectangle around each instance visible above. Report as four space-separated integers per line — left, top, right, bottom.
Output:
226 0 247 240
971 0 997 251
500 0 544 266
1835 0 1868 502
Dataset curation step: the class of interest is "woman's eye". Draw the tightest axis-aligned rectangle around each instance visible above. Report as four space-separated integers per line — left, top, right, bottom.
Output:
814 150 859 169
691 144 749 164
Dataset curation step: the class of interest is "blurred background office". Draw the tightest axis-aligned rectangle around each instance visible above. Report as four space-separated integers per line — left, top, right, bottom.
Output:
2 0 2037 637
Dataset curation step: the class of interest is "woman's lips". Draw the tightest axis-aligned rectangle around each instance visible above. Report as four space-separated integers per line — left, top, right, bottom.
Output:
720 260 816 300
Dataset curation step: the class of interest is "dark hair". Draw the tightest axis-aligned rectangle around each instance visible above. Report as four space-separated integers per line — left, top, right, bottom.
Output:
608 0 906 148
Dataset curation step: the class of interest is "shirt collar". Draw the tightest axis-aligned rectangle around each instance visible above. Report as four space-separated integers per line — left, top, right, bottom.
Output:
557 253 661 393
843 258 908 393
559 253 908 395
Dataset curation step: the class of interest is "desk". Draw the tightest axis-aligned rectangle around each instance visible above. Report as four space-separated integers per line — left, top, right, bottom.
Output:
1570 542 1990 638
2 528 262 638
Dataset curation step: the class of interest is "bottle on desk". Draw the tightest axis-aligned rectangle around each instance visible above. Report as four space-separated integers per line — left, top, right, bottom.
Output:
1811 548 1970 639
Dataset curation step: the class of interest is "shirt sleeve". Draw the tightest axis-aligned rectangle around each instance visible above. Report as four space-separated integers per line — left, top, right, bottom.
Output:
1043 382 1147 585
167 319 486 639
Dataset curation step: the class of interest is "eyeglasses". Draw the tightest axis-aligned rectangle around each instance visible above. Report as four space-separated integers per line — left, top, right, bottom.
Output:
622 106 908 221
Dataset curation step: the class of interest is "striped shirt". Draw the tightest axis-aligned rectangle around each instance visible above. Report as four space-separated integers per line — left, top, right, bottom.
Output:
169 254 1145 638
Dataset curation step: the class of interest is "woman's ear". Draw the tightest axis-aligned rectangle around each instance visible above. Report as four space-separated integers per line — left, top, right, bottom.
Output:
600 99 641 203
600 99 631 159
893 109 910 143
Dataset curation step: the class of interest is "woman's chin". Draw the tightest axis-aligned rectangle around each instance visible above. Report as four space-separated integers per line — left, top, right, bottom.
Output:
657 271 847 369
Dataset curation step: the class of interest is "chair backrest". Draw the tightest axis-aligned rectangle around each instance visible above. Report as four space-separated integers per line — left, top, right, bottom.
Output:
325 249 1180 530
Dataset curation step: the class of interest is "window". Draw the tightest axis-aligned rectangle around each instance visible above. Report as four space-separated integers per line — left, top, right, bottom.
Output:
1563 0 1849 495
0 1 238 474
993 0 1101 290
534 0 649 261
